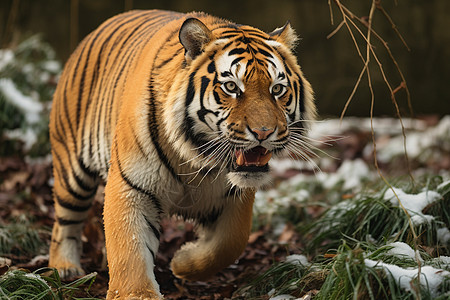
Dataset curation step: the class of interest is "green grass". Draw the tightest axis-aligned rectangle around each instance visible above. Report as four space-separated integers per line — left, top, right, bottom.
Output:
239 175 450 299
0 268 99 300
0 215 49 257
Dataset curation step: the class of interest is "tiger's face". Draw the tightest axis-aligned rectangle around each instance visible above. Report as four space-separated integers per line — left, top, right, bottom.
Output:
167 19 315 189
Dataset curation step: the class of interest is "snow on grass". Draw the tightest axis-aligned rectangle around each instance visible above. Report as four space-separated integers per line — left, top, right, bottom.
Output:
0 78 43 124
0 49 14 71
437 227 450 245
384 187 442 225
308 117 428 141
268 294 297 300
365 259 450 297
384 242 424 263
285 254 310 267
386 242 418 260
4 128 38 151
374 115 450 163
317 158 372 190
23 272 51 287
433 256 450 269
438 179 450 190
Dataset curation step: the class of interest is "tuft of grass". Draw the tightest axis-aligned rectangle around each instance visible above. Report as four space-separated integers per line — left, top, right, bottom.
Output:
0 267 99 300
304 176 449 257
237 257 315 299
242 175 449 299
0 215 48 257
238 240 449 300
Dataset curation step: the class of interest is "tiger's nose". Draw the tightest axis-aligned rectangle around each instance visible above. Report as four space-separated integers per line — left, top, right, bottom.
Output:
251 127 274 141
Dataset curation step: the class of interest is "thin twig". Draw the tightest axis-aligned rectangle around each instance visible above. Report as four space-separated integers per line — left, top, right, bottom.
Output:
338 2 413 117
326 20 344 40
330 0 415 182
375 0 410 51
328 0 334 26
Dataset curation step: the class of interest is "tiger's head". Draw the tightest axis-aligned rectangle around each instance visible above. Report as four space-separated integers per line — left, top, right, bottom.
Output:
164 17 316 189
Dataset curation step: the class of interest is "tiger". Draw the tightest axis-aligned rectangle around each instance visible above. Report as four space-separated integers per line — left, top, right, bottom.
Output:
48 9 315 299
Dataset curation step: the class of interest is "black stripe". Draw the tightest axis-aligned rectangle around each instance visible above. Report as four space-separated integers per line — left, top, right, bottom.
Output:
231 57 245 66
257 47 274 59
78 157 99 178
221 71 233 78
55 194 91 212
221 40 234 51
196 207 223 227
220 34 241 40
61 81 76 139
286 94 293 108
143 214 161 241
207 60 216 74
56 217 84 226
228 48 247 56
298 76 305 116
52 151 98 200
182 72 211 150
114 140 163 215
147 84 182 183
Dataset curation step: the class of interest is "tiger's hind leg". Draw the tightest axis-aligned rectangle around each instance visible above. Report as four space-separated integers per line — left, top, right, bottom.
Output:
49 148 99 279
171 189 255 281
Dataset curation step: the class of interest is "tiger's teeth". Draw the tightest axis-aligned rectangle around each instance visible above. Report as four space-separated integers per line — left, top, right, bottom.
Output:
236 150 245 166
260 152 272 166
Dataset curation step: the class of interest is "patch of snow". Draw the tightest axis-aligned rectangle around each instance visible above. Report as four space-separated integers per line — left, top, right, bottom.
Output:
366 234 377 244
308 117 427 142
365 259 450 297
28 254 49 265
384 187 441 225
0 78 43 124
374 116 450 163
437 227 450 245
254 179 310 217
385 242 423 263
431 256 450 269
0 49 14 70
270 158 314 176
437 179 450 191
41 60 61 73
25 273 50 289
5 128 38 151
317 159 372 190
269 294 296 300
285 254 310 267
375 132 420 163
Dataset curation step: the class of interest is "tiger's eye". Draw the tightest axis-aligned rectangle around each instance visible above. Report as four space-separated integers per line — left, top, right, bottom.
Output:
224 81 238 94
271 84 285 97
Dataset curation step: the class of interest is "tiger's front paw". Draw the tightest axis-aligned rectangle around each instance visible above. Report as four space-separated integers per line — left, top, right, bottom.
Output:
58 264 85 280
107 291 163 300
49 261 85 280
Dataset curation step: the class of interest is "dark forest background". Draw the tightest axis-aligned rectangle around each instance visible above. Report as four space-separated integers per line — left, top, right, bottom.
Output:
1 0 449 117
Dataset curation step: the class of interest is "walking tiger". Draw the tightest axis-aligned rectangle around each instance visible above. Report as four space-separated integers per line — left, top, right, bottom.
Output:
49 9 315 299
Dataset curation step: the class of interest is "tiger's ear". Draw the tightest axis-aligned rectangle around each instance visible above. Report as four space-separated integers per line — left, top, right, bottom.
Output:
179 18 213 62
269 21 299 51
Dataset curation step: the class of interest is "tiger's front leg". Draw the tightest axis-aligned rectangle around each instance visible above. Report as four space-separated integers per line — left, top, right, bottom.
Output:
171 189 255 281
103 160 163 300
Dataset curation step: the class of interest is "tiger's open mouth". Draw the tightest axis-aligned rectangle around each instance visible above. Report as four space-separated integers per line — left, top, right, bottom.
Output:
233 146 272 172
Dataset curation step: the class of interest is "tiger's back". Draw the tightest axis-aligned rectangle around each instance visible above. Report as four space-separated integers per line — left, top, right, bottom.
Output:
49 9 315 299
51 10 186 178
